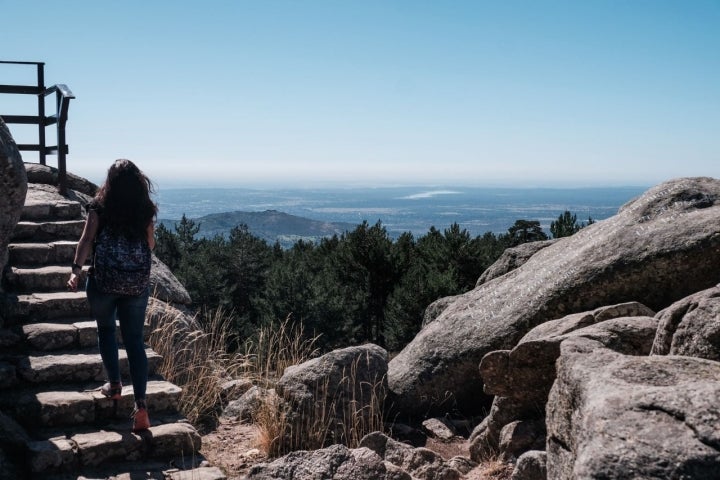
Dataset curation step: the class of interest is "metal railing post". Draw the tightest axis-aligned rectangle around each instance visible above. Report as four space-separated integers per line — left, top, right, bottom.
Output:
36 62 46 165
57 90 69 195
1 61 74 195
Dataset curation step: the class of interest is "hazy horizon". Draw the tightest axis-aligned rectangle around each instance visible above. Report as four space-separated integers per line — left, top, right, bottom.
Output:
149 177 653 191
154 184 646 239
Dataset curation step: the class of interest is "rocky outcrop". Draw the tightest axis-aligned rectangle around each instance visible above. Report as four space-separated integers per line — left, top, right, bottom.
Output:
480 302 656 400
421 294 461 329
476 239 556 286
360 432 465 479
651 285 720 360
389 178 720 416
245 443 404 480
546 337 720 479
223 386 278 422
470 303 657 460
246 432 467 480
151 255 192 305
25 162 97 197
276 344 388 449
0 117 27 291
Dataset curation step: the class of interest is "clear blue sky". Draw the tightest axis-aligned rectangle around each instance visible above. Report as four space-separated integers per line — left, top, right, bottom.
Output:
2 1 719 188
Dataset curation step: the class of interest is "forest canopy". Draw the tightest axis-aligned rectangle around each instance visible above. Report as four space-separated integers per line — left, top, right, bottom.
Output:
154 210 588 352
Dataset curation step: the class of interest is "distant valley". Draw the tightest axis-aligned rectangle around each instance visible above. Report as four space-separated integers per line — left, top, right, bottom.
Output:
159 210 357 248
156 185 648 247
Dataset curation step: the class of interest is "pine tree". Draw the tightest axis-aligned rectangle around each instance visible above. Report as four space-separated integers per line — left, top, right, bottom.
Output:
507 219 548 246
550 210 580 238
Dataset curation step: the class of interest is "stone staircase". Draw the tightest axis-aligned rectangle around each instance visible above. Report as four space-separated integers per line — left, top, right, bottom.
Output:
0 184 225 479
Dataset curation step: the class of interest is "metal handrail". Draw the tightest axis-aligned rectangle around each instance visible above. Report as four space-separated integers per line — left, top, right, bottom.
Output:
0 60 75 194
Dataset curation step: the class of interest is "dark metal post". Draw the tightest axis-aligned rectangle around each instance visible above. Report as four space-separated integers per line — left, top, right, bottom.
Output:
57 91 68 195
36 62 46 165
2 61 73 195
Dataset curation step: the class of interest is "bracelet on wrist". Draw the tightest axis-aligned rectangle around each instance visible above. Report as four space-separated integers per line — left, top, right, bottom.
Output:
71 262 82 273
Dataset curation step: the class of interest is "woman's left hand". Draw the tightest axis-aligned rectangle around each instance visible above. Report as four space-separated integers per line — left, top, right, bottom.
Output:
67 273 80 292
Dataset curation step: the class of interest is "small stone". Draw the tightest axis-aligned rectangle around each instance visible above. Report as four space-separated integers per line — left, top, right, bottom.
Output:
421 417 457 441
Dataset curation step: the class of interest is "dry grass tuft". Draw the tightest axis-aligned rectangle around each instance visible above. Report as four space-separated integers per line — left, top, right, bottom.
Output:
241 315 321 384
148 305 250 427
252 388 289 456
254 352 387 458
148 306 385 458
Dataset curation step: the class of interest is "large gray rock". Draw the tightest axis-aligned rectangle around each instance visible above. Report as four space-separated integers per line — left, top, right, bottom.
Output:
421 294 461 329
497 419 546 461
468 396 534 461
146 298 198 332
511 450 547 480
223 386 278 422
0 117 27 293
151 255 192 305
276 344 388 449
476 239 557 287
481 302 656 400
546 337 720 479
389 178 720 416
651 285 720 360
471 305 657 461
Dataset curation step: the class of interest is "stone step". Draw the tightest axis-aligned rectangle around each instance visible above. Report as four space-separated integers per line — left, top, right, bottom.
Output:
0 380 181 429
11 348 162 385
4 265 88 293
21 198 83 222
0 319 151 352
27 421 201 475
0 324 78 352
7 240 80 267
11 219 86 242
1 319 96 352
1 291 90 325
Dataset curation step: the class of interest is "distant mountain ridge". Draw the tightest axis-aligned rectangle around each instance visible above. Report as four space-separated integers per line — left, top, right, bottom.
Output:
159 209 357 248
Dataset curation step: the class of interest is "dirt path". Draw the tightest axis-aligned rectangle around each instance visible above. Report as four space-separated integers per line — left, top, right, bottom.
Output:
200 418 267 479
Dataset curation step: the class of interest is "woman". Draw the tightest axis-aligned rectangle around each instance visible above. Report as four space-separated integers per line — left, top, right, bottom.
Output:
67 159 157 433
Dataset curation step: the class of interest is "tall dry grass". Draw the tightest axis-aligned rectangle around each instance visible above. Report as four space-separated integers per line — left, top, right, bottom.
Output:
148 304 385 457
241 315 321 385
147 304 250 426
254 351 387 458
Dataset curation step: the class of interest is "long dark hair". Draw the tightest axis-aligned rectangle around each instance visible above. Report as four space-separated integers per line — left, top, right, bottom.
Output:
93 159 157 239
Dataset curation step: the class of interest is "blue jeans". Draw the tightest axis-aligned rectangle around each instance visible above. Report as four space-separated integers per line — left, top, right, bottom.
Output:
86 276 149 402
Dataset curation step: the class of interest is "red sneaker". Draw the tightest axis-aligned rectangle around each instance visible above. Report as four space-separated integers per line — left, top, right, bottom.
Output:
132 406 150 433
